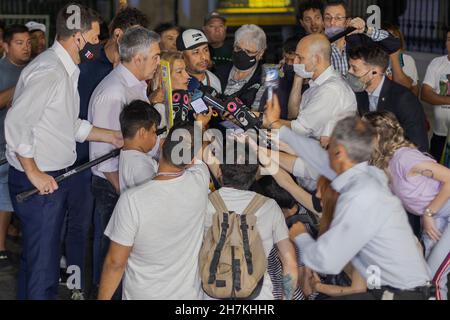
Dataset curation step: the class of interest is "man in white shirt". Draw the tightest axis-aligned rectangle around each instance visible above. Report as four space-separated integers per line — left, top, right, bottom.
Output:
290 116 432 300
177 29 222 94
98 123 211 300
204 145 298 300
263 33 356 190
422 29 450 163
4 4 123 300
88 26 161 295
118 100 161 193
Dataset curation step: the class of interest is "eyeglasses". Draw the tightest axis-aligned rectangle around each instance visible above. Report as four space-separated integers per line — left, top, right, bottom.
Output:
234 45 259 56
324 15 347 23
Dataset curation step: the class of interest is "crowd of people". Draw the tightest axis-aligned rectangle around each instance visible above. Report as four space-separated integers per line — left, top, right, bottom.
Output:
0 0 449 301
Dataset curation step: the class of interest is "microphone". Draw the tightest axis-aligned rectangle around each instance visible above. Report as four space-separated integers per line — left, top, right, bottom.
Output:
200 91 262 131
328 27 356 43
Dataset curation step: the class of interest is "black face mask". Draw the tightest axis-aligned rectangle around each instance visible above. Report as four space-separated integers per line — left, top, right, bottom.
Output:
232 50 257 71
80 41 102 63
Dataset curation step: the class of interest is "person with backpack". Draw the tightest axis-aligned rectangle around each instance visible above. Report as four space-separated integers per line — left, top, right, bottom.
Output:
98 122 212 300
201 141 298 300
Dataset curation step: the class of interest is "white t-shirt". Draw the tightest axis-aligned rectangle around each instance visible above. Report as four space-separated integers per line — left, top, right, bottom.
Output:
204 70 222 94
204 187 289 300
402 54 419 86
119 149 159 193
423 55 450 107
105 161 210 300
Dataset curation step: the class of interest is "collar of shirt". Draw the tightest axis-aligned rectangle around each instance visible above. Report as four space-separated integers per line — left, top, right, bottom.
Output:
116 63 148 90
309 66 335 87
52 40 79 78
368 75 386 99
331 162 370 193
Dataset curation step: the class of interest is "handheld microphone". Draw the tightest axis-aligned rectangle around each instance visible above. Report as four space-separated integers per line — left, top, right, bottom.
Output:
328 27 356 43
201 92 262 131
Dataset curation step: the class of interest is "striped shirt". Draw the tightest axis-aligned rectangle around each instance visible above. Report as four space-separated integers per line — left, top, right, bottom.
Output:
332 28 389 75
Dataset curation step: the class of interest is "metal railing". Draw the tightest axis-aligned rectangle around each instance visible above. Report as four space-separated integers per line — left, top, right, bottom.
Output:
0 0 116 44
0 14 50 43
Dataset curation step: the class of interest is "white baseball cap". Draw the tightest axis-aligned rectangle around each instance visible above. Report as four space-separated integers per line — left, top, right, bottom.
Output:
176 29 209 51
25 21 46 33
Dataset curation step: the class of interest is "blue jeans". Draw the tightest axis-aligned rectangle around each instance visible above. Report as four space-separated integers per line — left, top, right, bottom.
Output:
91 175 119 288
61 169 94 291
9 167 69 300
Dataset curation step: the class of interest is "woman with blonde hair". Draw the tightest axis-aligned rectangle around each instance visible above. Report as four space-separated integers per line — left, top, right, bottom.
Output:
151 51 191 129
365 111 450 300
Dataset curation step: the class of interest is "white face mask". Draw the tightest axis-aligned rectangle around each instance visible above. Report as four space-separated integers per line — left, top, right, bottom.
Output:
293 64 314 79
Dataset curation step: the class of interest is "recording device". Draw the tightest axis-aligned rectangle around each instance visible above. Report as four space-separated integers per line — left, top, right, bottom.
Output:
199 89 262 132
328 27 356 43
262 64 280 101
285 210 320 239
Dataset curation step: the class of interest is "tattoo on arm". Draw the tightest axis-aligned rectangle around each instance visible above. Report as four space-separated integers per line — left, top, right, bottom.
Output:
420 169 434 179
283 274 294 300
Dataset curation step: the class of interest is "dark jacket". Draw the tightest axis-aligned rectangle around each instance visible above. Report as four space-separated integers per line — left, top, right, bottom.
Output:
356 78 429 152
214 63 263 108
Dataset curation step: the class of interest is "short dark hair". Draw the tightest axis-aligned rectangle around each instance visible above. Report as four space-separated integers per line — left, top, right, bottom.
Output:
324 0 348 16
348 45 390 71
120 100 161 139
154 23 181 36
298 0 324 20
56 3 101 39
109 7 149 37
0 20 5 32
3 24 29 44
220 142 259 191
258 176 297 209
162 123 196 169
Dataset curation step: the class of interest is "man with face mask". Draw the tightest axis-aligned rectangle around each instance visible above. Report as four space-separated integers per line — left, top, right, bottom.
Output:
263 34 357 191
215 24 267 110
64 7 148 300
5 4 123 300
323 0 401 76
348 45 429 153
88 27 161 298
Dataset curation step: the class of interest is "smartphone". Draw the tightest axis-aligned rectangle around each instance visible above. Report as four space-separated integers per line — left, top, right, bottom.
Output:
191 97 209 114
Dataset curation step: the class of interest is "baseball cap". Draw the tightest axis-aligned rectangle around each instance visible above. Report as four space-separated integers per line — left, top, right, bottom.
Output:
204 12 226 25
25 21 46 33
176 29 209 51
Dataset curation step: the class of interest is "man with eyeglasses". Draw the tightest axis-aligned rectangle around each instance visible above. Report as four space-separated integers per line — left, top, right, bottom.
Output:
324 0 400 75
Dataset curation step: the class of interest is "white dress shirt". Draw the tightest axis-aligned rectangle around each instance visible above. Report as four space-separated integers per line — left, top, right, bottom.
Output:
89 63 158 180
291 66 357 139
5 41 93 172
295 162 431 290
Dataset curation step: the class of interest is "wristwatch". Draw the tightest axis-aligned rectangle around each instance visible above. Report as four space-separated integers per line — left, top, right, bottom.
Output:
424 208 435 217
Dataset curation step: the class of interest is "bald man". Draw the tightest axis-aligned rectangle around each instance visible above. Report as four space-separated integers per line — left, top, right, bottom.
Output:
263 34 357 190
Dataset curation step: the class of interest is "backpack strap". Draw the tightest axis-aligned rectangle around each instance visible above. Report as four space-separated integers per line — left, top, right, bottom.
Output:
208 191 230 285
240 194 267 276
208 191 228 214
242 194 267 217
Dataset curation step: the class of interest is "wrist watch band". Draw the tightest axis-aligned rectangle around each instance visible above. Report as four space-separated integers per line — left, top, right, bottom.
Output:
424 208 434 217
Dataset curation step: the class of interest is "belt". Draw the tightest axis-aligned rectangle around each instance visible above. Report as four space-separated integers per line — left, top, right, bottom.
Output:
46 167 72 176
374 282 435 299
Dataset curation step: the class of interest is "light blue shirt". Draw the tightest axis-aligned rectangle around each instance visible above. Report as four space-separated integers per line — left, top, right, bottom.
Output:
295 162 431 290
368 76 386 112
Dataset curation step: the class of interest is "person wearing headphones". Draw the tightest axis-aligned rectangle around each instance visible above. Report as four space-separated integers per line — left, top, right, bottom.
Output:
347 45 429 154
